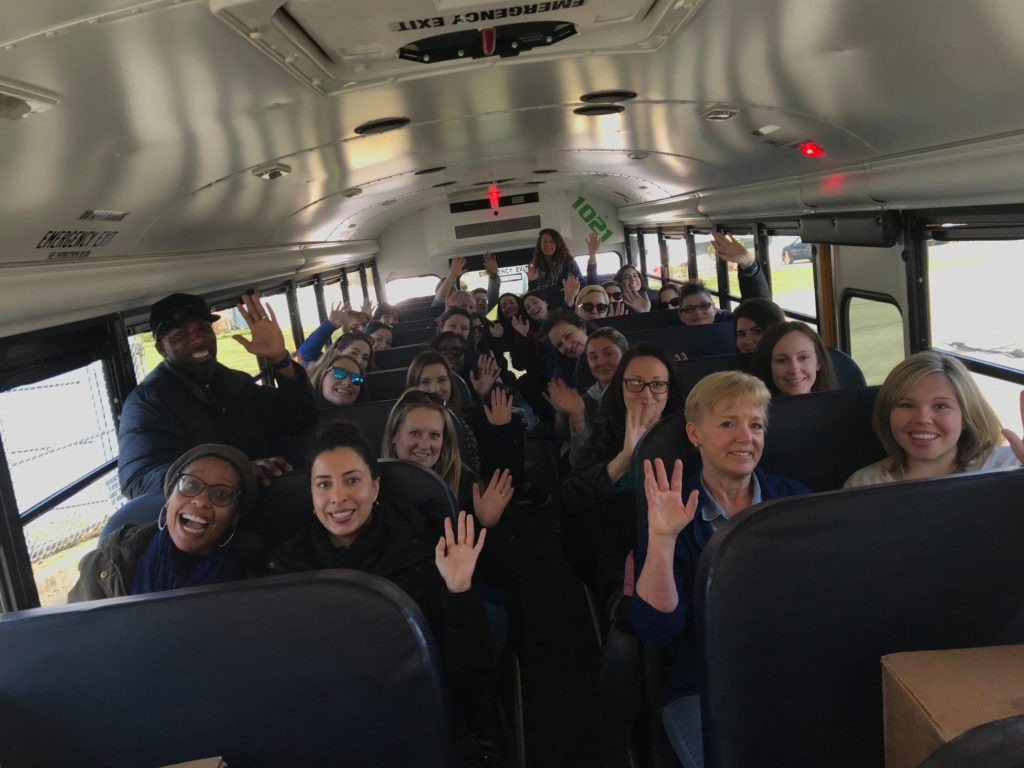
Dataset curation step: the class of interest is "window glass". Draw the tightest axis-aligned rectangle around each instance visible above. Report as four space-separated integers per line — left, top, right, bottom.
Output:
387 275 442 304
640 232 661 280
0 361 117 513
363 265 378 309
323 278 347 312
626 231 640 267
296 284 322 340
347 268 367 309
723 233 755 299
927 239 1024 376
25 469 124 607
573 251 621 280
693 234 718 290
767 235 817 319
664 237 689 282
847 296 905 385
969 371 1023 436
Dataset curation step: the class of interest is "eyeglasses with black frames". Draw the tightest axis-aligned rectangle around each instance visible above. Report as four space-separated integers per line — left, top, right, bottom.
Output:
622 378 670 394
679 301 713 314
176 473 241 507
580 302 609 314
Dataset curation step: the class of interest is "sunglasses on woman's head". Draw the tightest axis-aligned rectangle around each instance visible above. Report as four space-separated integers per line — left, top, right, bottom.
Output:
331 367 365 385
580 302 609 314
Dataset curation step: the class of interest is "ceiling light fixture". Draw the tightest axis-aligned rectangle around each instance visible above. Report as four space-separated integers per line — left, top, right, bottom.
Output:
574 104 625 116
353 116 411 136
251 162 291 180
579 89 637 103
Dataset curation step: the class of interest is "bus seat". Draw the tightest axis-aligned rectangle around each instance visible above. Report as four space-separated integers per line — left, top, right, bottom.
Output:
696 468 1024 768
674 353 752 398
365 367 411 400
100 492 164 538
392 326 438 347
623 323 737 360
378 457 458 525
394 304 444 323
313 399 399 453
0 572 455 768
633 387 884 494
374 343 427 370
828 347 867 388
920 714 1024 768
602 310 679 333
759 386 885 491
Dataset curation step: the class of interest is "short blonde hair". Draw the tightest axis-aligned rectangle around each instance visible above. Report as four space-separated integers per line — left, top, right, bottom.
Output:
575 284 609 309
685 370 771 424
873 351 1003 473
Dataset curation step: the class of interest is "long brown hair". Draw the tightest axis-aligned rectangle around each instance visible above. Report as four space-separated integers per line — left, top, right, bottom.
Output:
750 321 838 395
530 228 574 274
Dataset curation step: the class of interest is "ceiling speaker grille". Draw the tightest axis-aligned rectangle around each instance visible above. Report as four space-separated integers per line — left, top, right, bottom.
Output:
454 215 540 240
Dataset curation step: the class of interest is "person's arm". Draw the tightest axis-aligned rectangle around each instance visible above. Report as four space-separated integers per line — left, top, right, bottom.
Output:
484 252 500 312
117 393 186 498
433 256 466 306
585 231 600 284
296 319 337 365
712 232 771 300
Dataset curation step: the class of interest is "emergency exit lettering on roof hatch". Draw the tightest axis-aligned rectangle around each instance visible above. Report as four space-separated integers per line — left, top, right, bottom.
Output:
35 230 118 249
388 0 587 32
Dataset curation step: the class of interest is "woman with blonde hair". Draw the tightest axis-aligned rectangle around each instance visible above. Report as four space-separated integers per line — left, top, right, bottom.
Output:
308 350 367 408
574 284 615 322
845 351 1023 486
631 370 810 768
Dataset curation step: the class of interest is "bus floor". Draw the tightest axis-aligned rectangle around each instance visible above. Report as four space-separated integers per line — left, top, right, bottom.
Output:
513 431 605 768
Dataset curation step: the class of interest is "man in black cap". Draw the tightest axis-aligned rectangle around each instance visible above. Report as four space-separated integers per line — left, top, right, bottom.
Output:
117 291 316 498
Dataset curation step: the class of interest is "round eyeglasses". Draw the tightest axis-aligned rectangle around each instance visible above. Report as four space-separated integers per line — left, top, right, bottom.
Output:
176 473 241 507
623 378 670 394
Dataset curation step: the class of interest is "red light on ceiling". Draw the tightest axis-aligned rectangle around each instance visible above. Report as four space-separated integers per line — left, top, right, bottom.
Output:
487 183 501 214
799 141 825 157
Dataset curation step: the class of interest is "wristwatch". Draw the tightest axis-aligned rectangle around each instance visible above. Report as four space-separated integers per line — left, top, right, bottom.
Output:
270 353 292 370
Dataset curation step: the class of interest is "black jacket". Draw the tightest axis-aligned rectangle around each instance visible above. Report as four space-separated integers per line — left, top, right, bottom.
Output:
117 360 316 498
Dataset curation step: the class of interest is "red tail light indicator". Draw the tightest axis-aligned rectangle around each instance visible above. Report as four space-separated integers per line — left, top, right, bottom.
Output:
798 141 825 157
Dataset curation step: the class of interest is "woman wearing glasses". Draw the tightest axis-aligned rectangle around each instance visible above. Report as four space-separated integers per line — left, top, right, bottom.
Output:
309 349 367 408
575 284 617 322
563 343 684 618
631 371 810 768
656 283 682 311
69 444 259 600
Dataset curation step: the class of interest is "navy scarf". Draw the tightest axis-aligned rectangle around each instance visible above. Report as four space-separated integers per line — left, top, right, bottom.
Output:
129 525 244 595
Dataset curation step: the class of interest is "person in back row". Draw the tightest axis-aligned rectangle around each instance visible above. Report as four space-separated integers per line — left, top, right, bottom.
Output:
527 230 600 306
731 298 786 354
750 321 837 397
631 371 810 768
844 351 1023 486
675 233 771 326
117 293 316 498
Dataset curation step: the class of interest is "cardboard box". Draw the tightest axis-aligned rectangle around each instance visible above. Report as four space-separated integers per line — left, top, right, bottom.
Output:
882 644 1024 768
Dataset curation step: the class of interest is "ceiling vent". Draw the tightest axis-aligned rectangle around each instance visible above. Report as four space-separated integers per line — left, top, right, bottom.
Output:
455 215 541 240
702 105 739 121
354 116 410 135
574 104 625 116
580 89 637 103
433 180 458 188
414 166 446 175
340 187 363 197
251 161 291 180
533 168 558 174
626 151 649 160
449 192 539 214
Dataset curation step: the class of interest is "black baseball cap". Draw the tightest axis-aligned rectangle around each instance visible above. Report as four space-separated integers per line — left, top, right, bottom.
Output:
150 293 220 340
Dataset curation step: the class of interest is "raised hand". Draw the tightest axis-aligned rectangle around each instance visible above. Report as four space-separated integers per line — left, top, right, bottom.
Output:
234 293 288 360
544 377 585 419
609 299 627 317
250 456 293 486
483 387 513 426
483 251 499 276
643 458 698 540
489 322 505 339
622 406 652 458
511 314 531 337
562 273 581 308
434 511 487 594
328 301 349 328
1001 390 1024 463
526 262 539 282
586 231 600 259
622 285 651 314
361 297 372 315
711 232 754 268
470 353 499 398
449 256 467 277
472 469 514 527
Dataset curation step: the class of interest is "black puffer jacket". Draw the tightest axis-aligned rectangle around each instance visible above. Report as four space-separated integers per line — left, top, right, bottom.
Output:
117 361 316 499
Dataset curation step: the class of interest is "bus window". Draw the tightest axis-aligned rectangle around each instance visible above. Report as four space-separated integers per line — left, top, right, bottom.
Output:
322 277 347 311
640 232 661 287
363 265 378 308
927 239 1024 376
693 233 718 289
0 361 122 607
664 236 688 282
295 283 322 340
387 275 440 304
846 295 905 385
767 235 818 322
573 251 621 279
347 267 368 307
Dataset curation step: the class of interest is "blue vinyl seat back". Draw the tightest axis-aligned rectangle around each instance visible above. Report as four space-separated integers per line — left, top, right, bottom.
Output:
828 346 867 388
314 398 399 452
365 367 411 401
673 353 752 399
392 326 437 347
696 468 1024 768
378 457 459 525
601 309 679 333
0 572 455 768
374 343 427 370
394 304 444 323
101 492 165 538
623 322 737 360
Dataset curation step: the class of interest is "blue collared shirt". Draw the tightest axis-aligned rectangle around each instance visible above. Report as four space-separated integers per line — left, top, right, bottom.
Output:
699 473 762 532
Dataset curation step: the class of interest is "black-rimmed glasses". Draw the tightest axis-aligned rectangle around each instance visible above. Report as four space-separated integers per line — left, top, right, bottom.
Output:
176 473 241 507
623 378 670 394
580 302 609 314
679 301 713 314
